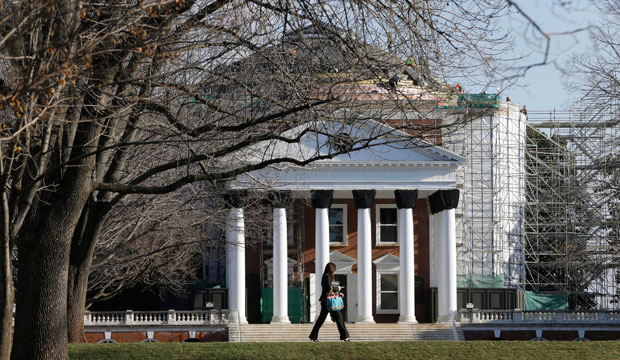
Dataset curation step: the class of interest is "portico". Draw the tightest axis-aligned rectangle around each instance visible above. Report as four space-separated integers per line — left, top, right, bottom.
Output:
225 122 465 324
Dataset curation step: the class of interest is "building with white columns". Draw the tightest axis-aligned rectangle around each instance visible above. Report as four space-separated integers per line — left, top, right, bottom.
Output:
223 119 471 324
199 24 528 324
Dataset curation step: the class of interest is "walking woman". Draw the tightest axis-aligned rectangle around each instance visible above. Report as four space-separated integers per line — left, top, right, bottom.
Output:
308 262 350 342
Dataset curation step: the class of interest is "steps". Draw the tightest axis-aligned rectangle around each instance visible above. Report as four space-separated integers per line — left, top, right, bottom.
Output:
228 323 464 342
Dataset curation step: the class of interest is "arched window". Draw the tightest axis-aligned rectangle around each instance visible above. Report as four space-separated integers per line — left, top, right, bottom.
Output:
97 339 117 344
141 338 159 343
183 338 201 342
530 337 548 341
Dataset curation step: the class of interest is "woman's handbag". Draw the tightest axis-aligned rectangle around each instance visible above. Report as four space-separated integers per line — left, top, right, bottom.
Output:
326 295 344 311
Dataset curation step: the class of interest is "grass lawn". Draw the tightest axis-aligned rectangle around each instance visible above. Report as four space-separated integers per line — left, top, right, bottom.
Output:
69 341 620 360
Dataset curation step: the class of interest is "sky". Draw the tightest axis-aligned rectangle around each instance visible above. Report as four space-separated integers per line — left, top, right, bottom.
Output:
498 1 600 111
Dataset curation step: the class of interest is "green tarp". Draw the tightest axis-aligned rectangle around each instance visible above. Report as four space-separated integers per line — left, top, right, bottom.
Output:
457 274 504 289
524 292 568 310
260 287 305 323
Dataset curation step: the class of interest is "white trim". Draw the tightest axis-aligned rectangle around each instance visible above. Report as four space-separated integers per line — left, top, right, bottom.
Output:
329 204 348 246
375 204 398 245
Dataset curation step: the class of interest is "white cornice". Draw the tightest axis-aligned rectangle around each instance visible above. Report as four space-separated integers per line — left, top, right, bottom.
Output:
311 160 461 169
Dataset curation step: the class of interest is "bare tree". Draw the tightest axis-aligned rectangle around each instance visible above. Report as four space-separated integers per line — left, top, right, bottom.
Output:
87 188 210 305
570 1 620 110
86 184 277 308
561 0 620 308
0 1 515 358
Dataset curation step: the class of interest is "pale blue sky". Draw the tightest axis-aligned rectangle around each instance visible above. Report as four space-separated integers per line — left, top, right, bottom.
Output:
499 1 599 111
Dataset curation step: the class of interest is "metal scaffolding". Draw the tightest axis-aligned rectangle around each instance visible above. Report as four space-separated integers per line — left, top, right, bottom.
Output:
442 103 527 291
526 107 620 309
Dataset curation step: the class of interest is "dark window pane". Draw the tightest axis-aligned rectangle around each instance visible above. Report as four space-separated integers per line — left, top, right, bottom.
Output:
381 274 398 291
329 227 343 243
329 209 343 225
380 208 397 224
381 293 398 310
380 226 397 243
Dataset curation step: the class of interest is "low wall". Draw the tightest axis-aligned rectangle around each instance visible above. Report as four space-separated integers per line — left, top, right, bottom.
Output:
83 309 230 343
85 327 228 343
459 309 620 341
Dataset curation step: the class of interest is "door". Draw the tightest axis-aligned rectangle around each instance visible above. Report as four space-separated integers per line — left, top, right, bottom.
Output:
335 274 348 322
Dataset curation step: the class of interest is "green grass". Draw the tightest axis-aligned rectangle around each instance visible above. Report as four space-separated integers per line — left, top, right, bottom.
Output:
69 341 620 360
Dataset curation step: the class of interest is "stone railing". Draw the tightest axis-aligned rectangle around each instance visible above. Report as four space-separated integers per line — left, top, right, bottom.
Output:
84 309 229 327
458 309 620 325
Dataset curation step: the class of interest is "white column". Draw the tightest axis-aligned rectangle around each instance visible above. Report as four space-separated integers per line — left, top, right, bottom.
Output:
437 208 457 322
434 211 443 321
226 208 247 324
435 210 447 322
429 214 436 287
445 208 457 318
315 207 330 319
398 207 417 323
272 206 290 324
357 207 375 323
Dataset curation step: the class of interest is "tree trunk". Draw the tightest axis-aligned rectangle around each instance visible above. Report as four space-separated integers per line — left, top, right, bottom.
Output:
11 193 92 359
11 123 98 360
1 186 14 360
12 218 73 360
67 204 105 343
0 235 13 360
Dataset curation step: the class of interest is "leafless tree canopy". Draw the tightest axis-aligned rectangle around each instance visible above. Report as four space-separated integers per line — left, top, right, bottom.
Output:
570 1 620 110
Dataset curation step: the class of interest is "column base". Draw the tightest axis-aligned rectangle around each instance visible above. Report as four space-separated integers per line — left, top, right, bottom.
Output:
229 313 248 325
271 316 291 324
436 315 452 323
355 316 375 324
398 316 418 324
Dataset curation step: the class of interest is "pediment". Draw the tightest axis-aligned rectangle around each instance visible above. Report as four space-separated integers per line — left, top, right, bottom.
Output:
330 251 356 274
235 119 464 166
373 253 400 271
230 119 463 191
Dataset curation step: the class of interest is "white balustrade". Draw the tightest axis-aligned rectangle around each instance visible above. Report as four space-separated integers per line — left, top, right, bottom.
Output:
83 309 229 326
459 309 620 325
607 311 620 321
83 308 620 328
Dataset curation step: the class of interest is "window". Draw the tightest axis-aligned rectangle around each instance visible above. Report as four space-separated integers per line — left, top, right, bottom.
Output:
376 205 398 244
373 254 400 314
97 339 117 344
378 273 399 313
329 204 347 245
141 339 159 343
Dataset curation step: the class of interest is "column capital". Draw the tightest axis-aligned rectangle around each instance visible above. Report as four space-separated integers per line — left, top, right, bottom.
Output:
429 189 460 214
394 190 418 209
223 190 248 208
269 191 291 208
352 189 376 209
311 190 333 209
